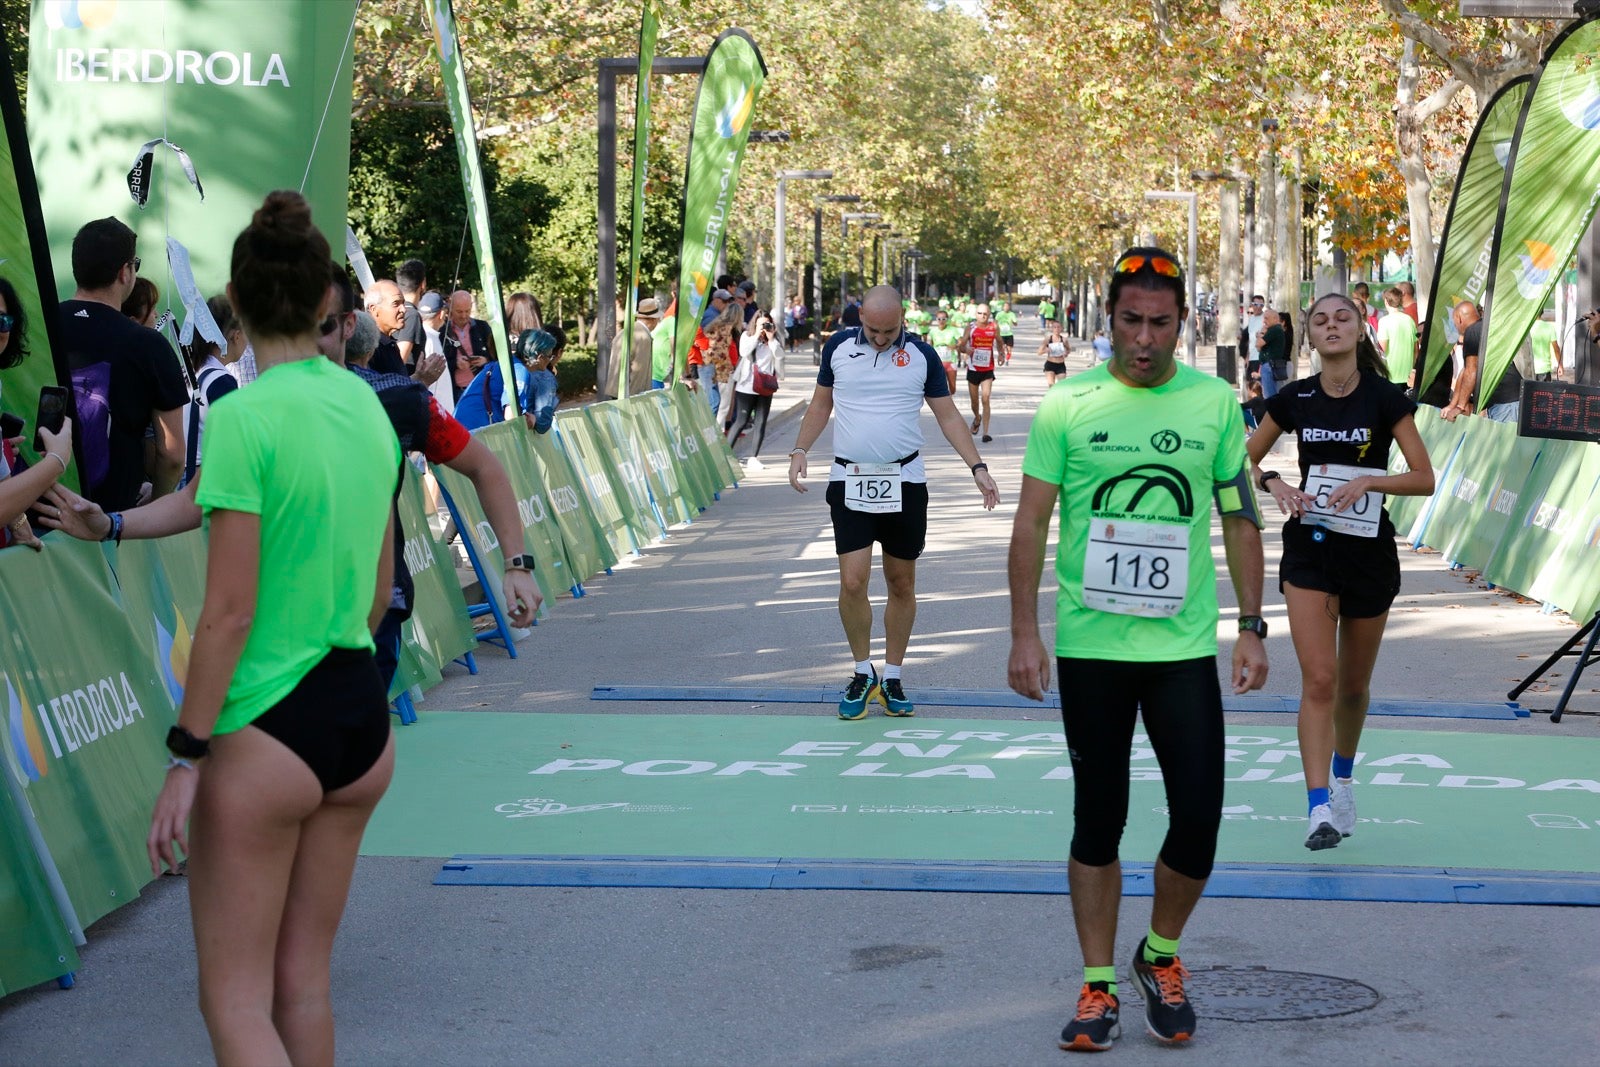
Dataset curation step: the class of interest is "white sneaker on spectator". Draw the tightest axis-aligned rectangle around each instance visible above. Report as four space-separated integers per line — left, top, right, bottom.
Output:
1330 778 1356 838
745 457 765 471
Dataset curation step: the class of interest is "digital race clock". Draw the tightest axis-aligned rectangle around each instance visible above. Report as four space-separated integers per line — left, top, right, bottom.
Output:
1518 378 1600 442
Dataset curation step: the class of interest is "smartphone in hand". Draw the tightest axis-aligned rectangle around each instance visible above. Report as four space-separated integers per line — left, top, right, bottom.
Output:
33 385 68 454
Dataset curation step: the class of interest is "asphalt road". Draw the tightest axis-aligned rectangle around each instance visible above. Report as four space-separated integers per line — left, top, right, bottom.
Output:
3 313 1598 1065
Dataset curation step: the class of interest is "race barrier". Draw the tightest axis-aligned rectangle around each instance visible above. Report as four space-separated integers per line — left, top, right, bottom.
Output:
0 384 739 997
1397 405 1600 620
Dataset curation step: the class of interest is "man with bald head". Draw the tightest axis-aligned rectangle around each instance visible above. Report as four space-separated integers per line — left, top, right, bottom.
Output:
788 285 1001 720
440 289 496 403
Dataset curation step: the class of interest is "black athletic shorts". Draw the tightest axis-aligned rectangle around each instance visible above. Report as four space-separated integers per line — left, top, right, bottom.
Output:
1279 515 1401 618
247 647 390 792
967 368 996 384
1043 360 1067 375
826 479 929 560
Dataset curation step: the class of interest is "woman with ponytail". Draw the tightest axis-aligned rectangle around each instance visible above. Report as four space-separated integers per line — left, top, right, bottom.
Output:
146 190 402 1064
1245 292 1434 854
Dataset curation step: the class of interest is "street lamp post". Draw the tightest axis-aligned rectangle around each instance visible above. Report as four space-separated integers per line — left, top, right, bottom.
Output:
840 212 881 306
907 250 926 302
774 169 833 330
1144 190 1199 367
812 195 860 356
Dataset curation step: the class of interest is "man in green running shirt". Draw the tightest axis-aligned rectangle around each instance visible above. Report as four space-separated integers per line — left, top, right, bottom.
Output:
1039 295 1058 329
996 301 1019 366
926 308 964 394
1008 246 1267 1052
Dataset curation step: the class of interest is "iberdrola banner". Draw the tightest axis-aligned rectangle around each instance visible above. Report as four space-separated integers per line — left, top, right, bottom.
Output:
1416 75 1531 404
427 0 517 411
0 30 74 473
27 0 358 310
671 30 768 368
1478 15 1600 406
617 0 662 398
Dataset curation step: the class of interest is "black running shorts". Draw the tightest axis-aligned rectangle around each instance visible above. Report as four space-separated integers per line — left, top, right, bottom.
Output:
247 647 390 792
1278 515 1401 618
1043 360 1067 375
966 368 996 384
826 479 929 560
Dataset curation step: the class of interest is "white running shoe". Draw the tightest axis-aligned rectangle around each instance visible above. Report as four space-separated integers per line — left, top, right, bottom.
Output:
745 457 765 471
1330 778 1356 838
1305 803 1341 851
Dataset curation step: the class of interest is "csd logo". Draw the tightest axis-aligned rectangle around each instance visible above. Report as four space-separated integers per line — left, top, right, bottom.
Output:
44 0 118 30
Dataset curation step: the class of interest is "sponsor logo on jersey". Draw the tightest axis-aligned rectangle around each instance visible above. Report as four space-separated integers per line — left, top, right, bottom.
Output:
1091 464 1194 519
1089 431 1109 443
1301 427 1373 444
1150 429 1182 454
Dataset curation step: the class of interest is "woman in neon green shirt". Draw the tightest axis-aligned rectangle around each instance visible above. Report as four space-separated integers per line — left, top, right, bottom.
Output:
147 191 402 1065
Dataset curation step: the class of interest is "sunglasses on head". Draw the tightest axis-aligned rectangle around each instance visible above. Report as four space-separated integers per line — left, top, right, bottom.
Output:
1114 253 1181 278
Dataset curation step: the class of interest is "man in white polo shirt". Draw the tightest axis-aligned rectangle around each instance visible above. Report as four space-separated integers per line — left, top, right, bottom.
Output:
788 285 1001 719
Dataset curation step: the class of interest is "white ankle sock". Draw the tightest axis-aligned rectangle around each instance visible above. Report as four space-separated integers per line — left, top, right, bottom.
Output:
883 664 903 681
854 659 872 676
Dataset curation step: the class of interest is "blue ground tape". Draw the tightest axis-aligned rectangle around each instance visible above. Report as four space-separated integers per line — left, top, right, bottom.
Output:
589 685 1526 720
435 855 1600 905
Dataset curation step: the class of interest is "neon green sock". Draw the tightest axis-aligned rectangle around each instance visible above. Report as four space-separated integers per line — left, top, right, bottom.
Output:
1144 929 1181 963
1083 965 1117 995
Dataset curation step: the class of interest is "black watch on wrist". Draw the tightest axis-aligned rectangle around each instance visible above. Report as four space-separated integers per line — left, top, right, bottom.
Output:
166 724 211 760
1238 615 1268 639
505 554 536 572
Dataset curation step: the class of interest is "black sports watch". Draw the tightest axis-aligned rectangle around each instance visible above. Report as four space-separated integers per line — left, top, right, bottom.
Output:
1238 615 1269 639
505 554 536 572
166 724 211 760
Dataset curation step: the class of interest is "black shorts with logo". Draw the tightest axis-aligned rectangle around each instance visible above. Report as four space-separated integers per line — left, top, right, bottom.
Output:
826 480 930 560
1278 515 1401 618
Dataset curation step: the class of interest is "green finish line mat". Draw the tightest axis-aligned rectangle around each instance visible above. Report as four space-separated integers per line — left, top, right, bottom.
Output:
361 712 1600 900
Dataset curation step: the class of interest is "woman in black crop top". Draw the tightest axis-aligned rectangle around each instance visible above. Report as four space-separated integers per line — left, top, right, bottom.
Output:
1245 292 1435 853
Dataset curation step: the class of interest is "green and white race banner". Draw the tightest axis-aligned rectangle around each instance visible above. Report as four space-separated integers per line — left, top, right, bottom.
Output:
1416 75 1531 403
617 0 662 398
27 0 358 315
670 30 768 369
426 0 517 408
554 412 644 558
1478 15 1600 406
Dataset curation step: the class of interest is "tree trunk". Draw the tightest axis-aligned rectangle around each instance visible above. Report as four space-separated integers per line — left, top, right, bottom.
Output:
1397 37 1438 322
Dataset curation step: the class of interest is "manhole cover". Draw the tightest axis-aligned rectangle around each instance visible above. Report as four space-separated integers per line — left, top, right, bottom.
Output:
1185 966 1380 1022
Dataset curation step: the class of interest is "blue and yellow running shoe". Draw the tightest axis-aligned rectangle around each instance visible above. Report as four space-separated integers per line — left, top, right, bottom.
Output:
880 678 915 717
838 665 880 720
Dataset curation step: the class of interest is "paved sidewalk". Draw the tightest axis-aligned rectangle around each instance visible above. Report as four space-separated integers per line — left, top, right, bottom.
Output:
3 313 1597 1065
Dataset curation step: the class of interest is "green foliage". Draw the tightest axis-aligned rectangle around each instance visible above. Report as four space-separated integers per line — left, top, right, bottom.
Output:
347 104 554 293
0 0 24 101
554 346 597 398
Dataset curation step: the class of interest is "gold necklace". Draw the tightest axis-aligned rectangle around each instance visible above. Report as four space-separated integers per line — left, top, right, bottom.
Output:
1323 365 1360 397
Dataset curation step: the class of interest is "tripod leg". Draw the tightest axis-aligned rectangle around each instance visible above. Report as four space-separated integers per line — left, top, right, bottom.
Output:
1509 613 1597 702
1552 614 1600 724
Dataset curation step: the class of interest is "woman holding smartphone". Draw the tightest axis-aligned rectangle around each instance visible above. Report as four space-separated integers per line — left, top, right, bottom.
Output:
0 276 74 548
146 191 402 1064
